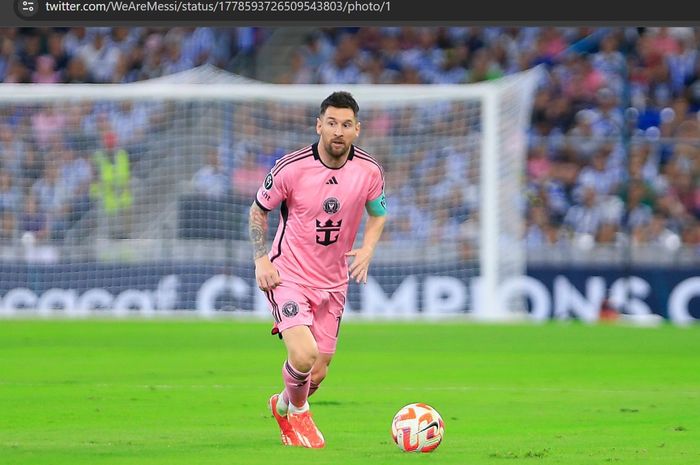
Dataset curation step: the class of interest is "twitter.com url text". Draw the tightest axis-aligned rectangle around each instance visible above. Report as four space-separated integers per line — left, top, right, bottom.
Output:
40 0 391 14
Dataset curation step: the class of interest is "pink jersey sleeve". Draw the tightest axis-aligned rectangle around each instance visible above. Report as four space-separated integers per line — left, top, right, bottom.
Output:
255 167 288 211
367 164 385 201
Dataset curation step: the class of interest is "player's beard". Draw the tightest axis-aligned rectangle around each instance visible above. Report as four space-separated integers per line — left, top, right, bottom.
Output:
325 139 350 159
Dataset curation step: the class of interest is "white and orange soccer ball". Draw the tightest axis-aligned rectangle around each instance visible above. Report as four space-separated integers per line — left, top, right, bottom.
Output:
391 402 445 453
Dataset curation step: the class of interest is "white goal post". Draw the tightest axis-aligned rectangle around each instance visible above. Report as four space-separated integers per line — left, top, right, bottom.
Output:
0 66 542 319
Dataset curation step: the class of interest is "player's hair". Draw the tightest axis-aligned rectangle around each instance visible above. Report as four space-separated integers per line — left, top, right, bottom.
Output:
319 91 359 118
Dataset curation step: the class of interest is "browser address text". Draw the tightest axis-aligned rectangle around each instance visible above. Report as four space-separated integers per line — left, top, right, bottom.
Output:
41 0 391 15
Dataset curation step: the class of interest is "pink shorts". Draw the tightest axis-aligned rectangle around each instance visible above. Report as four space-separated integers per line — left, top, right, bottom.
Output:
264 281 347 354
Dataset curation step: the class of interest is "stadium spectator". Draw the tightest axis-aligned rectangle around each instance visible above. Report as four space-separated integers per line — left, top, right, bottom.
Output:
619 179 654 242
0 208 15 242
139 32 166 80
3 56 29 83
31 55 60 84
0 36 16 80
181 27 221 67
595 221 624 246
358 52 400 84
108 27 139 56
467 48 503 83
563 186 604 239
316 34 364 84
0 123 25 179
229 148 268 240
181 147 235 241
575 145 623 198
17 30 42 74
30 163 70 242
640 210 682 249
680 217 700 251
192 148 231 199
275 49 316 84
18 193 49 243
527 143 553 183
76 28 122 83
90 131 133 239
428 207 463 245
161 30 194 76
256 139 286 170
591 31 626 92
31 103 67 151
58 143 93 234
589 87 624 138
62 27 90 57
231 148 267 199
63 56 95 83
46 31 70 73
458 209 480 260
526 202 562 248
0 170 21 241
383 213 414 245
298 31 335 69
108 101 150 166
565 109 602 161
20 145 45 193
445 185 473 226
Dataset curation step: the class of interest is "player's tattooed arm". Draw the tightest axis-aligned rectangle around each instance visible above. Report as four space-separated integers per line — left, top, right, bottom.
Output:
250 202 281 291
249 202 269 260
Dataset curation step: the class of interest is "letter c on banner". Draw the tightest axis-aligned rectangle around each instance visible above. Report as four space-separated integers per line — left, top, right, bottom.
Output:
668 277 700 325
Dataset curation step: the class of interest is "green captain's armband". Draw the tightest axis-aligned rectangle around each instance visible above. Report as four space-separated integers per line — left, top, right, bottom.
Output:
366 192 387 216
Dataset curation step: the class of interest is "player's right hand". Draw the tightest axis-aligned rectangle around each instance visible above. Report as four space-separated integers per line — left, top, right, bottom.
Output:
255 256 281 291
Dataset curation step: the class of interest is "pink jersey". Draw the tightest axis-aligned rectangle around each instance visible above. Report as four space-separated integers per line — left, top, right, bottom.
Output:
255 143 385 290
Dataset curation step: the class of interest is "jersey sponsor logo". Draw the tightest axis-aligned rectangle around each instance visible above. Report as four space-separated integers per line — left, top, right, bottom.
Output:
281 301 299 317
264 173 273 190
325 176 339 185
323 197 340 214
316 219 342 246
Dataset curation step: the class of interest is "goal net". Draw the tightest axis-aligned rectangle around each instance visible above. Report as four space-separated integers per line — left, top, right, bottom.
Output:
0 66 542 319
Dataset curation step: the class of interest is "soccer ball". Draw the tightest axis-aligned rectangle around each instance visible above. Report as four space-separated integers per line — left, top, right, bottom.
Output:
391 402 445 452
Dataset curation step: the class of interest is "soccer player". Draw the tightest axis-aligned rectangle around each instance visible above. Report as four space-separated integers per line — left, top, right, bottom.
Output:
248 91 387 448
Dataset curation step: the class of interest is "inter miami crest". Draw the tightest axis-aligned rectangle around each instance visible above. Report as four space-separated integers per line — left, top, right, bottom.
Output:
264 173 273 190
323 197 340 214
282 301 299 317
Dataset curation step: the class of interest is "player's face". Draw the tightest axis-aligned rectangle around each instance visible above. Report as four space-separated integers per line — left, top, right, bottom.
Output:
316 107 360 159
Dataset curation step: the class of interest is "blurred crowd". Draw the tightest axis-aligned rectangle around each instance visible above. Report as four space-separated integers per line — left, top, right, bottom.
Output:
0 27 267 84
2 26 700 254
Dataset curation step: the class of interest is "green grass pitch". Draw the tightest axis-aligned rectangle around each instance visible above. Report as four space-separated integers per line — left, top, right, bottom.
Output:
1 318 699 464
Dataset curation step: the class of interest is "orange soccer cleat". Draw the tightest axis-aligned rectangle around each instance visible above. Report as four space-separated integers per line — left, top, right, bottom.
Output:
287 409 325 449
268 394 302 447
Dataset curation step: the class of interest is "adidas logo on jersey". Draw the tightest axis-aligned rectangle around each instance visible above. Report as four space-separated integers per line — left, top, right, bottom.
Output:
325 176 339 185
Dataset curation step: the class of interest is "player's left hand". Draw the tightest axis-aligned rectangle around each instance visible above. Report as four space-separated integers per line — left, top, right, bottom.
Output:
345 247 374 284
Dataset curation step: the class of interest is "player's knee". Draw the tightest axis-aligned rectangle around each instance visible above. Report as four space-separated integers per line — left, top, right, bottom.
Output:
288 348 319 373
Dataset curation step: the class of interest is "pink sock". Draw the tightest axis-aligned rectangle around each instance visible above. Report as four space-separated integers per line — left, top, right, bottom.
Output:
282 360 311 408
282 380 319 405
